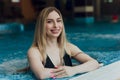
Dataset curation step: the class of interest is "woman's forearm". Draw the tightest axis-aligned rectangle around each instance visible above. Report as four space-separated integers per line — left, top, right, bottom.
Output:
72 60 99 74
32 68 53 80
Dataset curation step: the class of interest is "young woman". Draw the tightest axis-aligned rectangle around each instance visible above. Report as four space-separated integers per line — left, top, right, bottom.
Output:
27 7 99 79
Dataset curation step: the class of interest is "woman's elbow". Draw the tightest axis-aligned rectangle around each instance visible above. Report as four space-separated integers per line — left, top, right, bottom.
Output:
35 74 46 80
92 59 100 69
38 76 46 80
36 72 49 80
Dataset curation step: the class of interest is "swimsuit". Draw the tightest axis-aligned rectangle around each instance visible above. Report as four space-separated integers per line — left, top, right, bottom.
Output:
44 53 72 68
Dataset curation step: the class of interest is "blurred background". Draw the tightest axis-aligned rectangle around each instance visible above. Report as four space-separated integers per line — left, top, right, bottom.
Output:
0 0 120 24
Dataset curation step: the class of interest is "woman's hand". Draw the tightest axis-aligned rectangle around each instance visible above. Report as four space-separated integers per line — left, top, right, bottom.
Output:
50 66 75 78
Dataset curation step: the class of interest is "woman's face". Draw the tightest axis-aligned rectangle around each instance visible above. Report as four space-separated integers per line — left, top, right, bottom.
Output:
45 11 63 38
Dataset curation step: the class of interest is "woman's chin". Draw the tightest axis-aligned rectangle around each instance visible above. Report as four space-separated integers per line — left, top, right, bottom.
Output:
51 35 60 38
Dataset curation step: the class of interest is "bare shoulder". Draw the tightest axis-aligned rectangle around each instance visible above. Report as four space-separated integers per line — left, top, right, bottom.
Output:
28 47 39 55
66 43 82 51
66 42 82 56
67 42 77 47
27 47 43 61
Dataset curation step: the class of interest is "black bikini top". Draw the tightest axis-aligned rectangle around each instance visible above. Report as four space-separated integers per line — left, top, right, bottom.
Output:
44 53 72 68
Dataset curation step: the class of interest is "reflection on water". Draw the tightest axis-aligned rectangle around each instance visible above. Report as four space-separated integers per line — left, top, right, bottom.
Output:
0 59 28 74
67 33 120 51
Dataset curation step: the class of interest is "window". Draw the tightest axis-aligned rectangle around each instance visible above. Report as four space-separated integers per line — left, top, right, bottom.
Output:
11 0 20 3
104 0 113 3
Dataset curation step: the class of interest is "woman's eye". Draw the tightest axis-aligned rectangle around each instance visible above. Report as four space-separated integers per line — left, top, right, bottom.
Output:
47 21 52 23
57 20 62 22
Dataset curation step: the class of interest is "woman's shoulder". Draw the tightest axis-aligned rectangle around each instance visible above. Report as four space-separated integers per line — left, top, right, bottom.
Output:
27 47 40 57
66 42 82 56
27 47 43 61
66 42 78 48
28 47 39 53
65 43 77 54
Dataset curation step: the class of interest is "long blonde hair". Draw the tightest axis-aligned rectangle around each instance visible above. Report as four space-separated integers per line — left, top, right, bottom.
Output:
32 7 68 65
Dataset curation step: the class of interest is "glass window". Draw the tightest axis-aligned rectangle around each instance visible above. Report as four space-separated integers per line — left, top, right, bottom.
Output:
104 0 113 3
11 0 20 3
108 0 113 3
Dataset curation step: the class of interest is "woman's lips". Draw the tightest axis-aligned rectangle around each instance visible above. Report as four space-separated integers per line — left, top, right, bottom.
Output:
51 29 60 34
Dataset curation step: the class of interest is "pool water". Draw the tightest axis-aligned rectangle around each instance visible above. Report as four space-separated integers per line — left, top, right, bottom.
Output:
0 22 120 80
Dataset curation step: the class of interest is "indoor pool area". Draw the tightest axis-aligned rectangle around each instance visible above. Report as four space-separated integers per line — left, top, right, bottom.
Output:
0 21 120 80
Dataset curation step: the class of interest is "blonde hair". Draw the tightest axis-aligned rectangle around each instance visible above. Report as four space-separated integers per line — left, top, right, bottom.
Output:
31 7 68 65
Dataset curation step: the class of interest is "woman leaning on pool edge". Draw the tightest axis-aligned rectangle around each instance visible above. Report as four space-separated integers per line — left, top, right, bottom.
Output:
27 7 99 79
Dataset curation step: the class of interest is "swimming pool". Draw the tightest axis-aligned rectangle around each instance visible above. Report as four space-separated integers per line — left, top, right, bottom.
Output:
0 22 120 80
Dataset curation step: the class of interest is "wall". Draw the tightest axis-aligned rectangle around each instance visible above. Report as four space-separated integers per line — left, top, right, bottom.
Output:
21 0 35 21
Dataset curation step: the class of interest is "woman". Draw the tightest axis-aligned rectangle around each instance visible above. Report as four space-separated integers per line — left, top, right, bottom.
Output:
27 7 99 79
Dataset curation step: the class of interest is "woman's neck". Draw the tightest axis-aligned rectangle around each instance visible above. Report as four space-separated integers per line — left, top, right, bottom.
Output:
46 37 58 47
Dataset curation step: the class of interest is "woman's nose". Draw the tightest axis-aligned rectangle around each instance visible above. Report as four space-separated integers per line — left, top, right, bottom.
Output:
54 22 58 28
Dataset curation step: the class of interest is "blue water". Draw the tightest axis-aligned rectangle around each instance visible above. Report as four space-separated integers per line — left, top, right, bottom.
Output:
0 22 120 80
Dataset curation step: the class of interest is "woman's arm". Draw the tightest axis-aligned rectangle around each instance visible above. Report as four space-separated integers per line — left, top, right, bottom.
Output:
27 47 54 79
72 52 99 74
65 43 100 76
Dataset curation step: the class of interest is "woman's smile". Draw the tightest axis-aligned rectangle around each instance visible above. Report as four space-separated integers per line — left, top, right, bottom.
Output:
46 11 63 38
51 29 60 34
